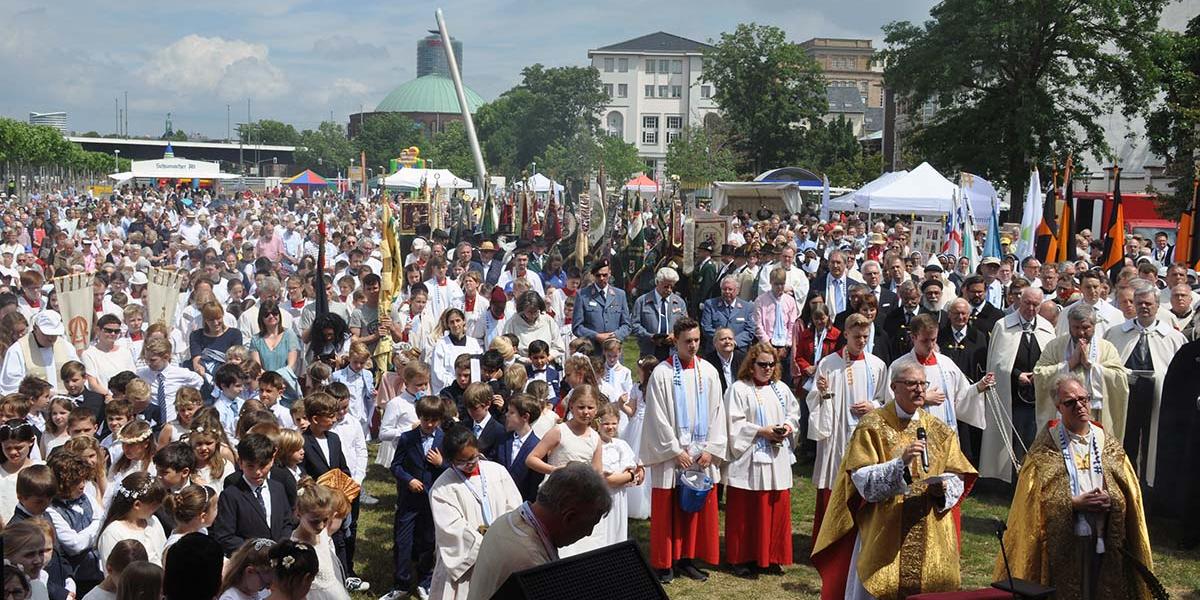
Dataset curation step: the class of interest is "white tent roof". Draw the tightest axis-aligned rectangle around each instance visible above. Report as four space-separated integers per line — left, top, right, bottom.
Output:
826 170 908 213
382 168 472 189
513 173 564 193
830 163 959 216
711 182 804 215
111 157 239 180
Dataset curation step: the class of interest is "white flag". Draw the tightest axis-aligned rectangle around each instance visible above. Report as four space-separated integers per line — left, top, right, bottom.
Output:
1016 169 1041 260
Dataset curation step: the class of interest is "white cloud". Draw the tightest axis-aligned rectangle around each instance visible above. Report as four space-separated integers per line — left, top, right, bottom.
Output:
140 35 288 100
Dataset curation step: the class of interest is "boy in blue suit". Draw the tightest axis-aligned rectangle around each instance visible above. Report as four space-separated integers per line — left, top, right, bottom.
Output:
523 340 560 402
494 393 545 502
387 395 447 600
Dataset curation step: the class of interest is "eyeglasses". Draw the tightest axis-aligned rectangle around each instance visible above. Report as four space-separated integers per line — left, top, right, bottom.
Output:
896 380 930 389
102 327 122 334
452 457 480 471
754 361 776 369
1059 397 1089 409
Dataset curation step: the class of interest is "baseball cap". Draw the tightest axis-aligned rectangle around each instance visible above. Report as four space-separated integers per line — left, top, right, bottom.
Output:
34 310 65 336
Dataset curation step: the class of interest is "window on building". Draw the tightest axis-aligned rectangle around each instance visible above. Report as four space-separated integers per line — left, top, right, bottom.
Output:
666 116 683 129
859 81 869 94
645 158 657 172
618 58 628 72
618 84 628 98
607 111 624 137
671 60 683 74
603 83 614 99
701 85 712 99
658 59 669 73
643 115 659 129
645 59 656 73
671 85 682 98
603 57 614 72
658 85 668 97
667 131 680 144
642 130 658 144
645 85 654 97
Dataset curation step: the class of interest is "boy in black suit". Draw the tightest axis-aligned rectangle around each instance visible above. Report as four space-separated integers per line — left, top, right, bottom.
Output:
495 393 544 502
300 391 363 591
211 433 295 556
387 395 446 600
463 382 506 460
151 441 197 534
524 340 561 403
10 465 72 600
479 349 508 420
61 361 105 424
438 354 474 418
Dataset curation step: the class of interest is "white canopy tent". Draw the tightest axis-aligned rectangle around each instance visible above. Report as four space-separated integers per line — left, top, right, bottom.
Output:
711 181 818 215
382 168 472 189
513 173 564 193
828 163 959 217
109 157 239 182
826 170 908 213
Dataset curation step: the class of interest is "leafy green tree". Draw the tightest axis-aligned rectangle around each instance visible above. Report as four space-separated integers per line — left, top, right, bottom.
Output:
1147 15 1200 213
354 112 424 170
824 152 885 189
600 135 643 188
428 121 478 182
537 127 599 188
294 121 356 174
477 65 608 177
701 23 827 175
801 117 860 171
239 119 300 146
665 126 738 189
880 0 1169 217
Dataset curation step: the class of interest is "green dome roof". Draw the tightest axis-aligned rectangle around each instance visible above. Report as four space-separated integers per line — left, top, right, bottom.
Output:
375 75 485 114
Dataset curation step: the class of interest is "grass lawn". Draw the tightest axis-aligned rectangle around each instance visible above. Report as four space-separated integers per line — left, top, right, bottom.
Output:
347 340 1200 599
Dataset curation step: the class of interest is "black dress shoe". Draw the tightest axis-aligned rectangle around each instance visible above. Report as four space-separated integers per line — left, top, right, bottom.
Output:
731 563 756 579
656 568 674 584
761 564 784 576
677 562 709 582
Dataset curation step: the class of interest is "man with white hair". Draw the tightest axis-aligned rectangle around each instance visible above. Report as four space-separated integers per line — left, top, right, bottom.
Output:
1034 303 1129 442
631 267 688 360
859 260 898 316
1103 279 1185 487
980 287 1056 482
1159 263 1199 308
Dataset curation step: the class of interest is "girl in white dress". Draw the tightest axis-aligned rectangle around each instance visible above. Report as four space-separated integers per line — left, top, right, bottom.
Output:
162 485 217 554
290 479 349 600
525 384 604 557
597 403 642 546
98 472 168 567
622 356 657 519
104 421 157 506
217 538 275 600
187 423 229 495
41 397 73 455
156 387 201 448
263 540 320 600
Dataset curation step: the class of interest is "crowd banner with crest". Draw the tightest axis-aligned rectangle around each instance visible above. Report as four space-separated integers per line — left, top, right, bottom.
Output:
53 273 95 352
147 268 185 328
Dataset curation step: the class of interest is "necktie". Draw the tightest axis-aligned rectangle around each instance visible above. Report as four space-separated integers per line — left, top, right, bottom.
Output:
254 485 267 514
156 372 166 414
833 279 844 313
1135 328 1151 365
473 423 483 436
659 298 669 335
955 330 964 344
772 297 786 345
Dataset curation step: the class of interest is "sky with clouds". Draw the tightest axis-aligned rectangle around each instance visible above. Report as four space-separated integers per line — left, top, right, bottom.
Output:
1 0 1191 140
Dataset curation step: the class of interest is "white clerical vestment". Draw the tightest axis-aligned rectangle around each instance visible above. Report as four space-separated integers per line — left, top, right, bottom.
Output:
806 351 888 489
430 460 523 600
640 357 728 488
1032 334 1129 441
1103 318 1185 487
1055 299 1125 338
424 277 466 322
725 379 801 491
979 312 1055 482
889 350 986 432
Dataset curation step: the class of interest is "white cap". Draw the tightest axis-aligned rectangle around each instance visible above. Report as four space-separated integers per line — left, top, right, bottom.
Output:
130 271 149 286
33 310 65 336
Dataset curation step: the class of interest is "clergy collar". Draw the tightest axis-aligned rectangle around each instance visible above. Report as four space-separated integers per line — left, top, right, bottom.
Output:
894 402 916 420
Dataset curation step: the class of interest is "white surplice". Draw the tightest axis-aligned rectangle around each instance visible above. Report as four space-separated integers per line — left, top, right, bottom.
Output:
979 312 1055 482
807 351 889 490
889 350 986 432
724 379 801 491
640 357 728 488
429 460 523 600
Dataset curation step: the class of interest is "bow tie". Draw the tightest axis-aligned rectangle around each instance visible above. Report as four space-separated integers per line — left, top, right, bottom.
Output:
62 495 90 510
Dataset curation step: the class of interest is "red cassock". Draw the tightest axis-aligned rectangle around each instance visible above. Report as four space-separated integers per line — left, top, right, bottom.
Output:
724 488 793 567
649 488 720 569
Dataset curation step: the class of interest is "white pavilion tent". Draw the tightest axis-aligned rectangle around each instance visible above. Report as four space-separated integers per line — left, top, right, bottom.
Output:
382 168 472 189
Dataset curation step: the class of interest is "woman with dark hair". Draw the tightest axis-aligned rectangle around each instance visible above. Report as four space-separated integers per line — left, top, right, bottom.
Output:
852 293 892 364
428 308 483 394
249 302 299 374
114 561 161 600
82 313 137 396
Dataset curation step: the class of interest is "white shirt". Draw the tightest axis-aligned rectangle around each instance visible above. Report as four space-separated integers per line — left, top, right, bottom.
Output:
136 365 204 427
472 413 493 437
0 337 79 394
248 474 272 527
331 415 368 482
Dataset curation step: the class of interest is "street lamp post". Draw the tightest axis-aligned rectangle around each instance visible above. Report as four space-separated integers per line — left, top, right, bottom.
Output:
113 149 120 173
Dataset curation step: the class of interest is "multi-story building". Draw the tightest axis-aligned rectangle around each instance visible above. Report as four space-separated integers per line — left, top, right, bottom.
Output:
587 32 720 179
800 38 884 109
417 31 463 78
29 111 68 133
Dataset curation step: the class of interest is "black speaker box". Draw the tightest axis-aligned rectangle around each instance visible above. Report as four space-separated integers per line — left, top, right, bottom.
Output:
491 540 668 600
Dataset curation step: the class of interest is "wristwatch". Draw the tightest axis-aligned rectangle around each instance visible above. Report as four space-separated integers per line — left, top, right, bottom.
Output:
821 392 834 400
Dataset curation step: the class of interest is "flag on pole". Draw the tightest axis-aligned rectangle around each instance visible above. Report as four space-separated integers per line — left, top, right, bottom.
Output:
1056 163 1077 262
481 189 498 236
375 194 400 371
1034 168 1059 262
985 201 1003 258
959 179 981 273
1101 167 1125 272
315 211 329 318
942 190 963 256
1016 169 1042 260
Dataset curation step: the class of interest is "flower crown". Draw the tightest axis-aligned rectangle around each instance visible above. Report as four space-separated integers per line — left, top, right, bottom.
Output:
115 426 152 445
117 477 156 500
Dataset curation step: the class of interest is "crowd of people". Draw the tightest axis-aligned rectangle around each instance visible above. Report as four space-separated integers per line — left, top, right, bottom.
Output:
0 181 1188 600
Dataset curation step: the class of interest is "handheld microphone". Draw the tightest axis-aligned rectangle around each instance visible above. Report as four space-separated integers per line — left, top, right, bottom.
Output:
916 426 929 471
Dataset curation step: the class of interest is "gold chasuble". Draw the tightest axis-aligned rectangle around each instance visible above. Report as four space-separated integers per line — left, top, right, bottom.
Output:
812 402 977 600
995 423 1154 599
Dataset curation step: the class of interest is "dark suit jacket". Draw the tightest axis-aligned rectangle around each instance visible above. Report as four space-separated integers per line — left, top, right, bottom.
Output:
493 431 544 502
469 257 505 287
571 284 632 345
223 464 298 512
390 428 446 511
938 326 988 381
473 416 507 461
301 429 351 479
7 508 70 600
525 365 562 400
870 327 894 365
874 288 900 318
968 302 1004 341
700 297 757 350
211 475 295 556
882 305 919 360
702 348 746 395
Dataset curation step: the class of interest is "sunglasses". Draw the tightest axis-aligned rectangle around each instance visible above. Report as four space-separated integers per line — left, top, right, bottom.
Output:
102 327 122 334
754 361 777 369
